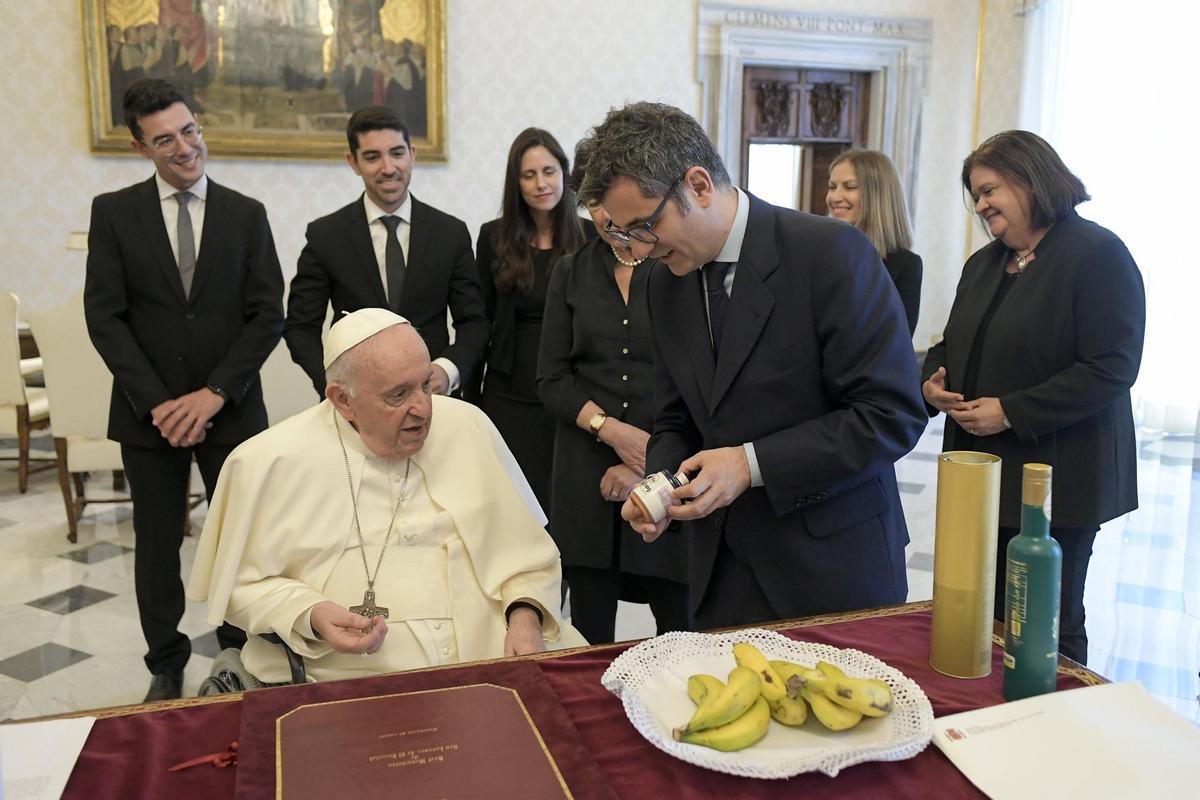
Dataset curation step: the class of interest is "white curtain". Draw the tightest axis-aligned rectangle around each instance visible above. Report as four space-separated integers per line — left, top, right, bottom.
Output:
1018 0 1198 435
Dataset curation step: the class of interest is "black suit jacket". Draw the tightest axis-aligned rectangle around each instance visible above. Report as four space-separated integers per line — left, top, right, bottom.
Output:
284 194 489 396
883 248 923 337
646 192 926 618
85 176 284 448
921 212 1144 529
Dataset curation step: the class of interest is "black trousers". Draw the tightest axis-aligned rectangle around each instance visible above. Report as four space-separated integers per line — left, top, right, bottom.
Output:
993 525 1098 665
565 513 691 647
121 441 246 675
691 539 780 632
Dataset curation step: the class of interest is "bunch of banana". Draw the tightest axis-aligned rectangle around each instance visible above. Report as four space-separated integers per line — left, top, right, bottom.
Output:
673 666 771 751
672 643 896 750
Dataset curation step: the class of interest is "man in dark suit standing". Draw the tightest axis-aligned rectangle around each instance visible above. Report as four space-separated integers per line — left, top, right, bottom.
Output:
284 105 487 397
85 79 284 700
576 103 926 629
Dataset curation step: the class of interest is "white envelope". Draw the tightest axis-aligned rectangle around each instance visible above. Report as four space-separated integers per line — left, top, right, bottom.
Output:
933 682 1197 799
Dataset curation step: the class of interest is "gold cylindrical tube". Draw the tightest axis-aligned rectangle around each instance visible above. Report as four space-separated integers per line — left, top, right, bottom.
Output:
929 451 1002 678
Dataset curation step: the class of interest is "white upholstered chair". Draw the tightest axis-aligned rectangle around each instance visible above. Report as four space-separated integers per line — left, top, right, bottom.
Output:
26 292 129 541
0 292 55 492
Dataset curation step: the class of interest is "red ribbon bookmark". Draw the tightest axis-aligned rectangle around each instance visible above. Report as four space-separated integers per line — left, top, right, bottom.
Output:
167 741 239 771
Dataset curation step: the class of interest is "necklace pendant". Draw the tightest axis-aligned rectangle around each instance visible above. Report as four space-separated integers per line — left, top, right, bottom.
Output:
350 589 389 620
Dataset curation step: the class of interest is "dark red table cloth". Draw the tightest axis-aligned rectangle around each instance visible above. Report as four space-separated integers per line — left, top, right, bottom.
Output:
59 603 1101 798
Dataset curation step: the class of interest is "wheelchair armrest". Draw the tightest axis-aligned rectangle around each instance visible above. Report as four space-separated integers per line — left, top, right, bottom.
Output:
260 632 308 685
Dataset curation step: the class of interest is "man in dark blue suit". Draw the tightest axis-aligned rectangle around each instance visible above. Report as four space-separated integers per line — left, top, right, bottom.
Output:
578 103 926 629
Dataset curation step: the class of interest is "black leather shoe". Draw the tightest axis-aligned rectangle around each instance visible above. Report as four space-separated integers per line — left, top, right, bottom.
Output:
144 671 183 702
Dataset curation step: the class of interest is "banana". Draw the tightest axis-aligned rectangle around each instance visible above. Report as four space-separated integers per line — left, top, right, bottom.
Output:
807 675 893 717
767 693 808 726
816 661 848 680
674 696 771 751
770 659 822 699
677 666 761 734
732 642 787 703
686 674 725 706
799 686 863 731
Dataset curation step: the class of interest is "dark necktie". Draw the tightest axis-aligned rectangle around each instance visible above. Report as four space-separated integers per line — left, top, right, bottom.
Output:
174 191 196 297
704 261 732 353
380 215 406 311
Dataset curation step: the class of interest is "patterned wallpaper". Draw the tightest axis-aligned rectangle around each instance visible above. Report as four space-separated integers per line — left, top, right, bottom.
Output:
0 0 1024 353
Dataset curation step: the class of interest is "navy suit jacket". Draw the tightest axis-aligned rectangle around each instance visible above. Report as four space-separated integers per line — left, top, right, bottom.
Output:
645 192 926 618
284 194 489 396
85 176 284 448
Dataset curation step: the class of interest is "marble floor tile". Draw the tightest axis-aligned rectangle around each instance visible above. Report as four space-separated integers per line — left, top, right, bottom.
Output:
0 603 66 661
26 585 117 615
906 551 934 572
0 674 28 721
0 642 91 683
58 541 134 564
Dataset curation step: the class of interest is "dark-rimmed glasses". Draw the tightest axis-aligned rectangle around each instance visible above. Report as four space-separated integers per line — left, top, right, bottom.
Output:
604 176 683 246
147 124 204 155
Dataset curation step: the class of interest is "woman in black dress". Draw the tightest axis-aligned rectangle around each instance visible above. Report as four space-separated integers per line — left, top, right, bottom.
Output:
469 129 587 513
921 130 1145 663
827 149 923 336
536 152 689 644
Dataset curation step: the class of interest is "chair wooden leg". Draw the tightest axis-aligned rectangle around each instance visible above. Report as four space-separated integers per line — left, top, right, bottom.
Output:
17 405 30 493
113 470 126 492
53 438 78 543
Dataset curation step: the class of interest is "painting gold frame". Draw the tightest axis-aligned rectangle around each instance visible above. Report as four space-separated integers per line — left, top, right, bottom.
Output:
81 0 448 162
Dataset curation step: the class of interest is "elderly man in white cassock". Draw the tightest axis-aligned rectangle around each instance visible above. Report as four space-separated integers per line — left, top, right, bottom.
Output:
187 308 585 683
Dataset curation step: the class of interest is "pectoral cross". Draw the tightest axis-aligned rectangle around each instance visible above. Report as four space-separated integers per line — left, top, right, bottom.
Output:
350 589 389 620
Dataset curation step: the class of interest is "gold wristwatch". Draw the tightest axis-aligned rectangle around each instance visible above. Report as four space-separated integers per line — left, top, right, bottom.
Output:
588 411 608 436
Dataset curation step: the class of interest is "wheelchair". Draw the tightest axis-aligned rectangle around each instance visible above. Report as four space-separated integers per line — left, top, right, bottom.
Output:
196 633 308 695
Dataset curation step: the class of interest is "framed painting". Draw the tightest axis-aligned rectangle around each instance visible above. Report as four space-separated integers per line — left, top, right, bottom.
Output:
81 0 447 161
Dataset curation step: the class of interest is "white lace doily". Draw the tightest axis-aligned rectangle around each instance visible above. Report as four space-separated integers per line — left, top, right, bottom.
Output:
600 628 934 779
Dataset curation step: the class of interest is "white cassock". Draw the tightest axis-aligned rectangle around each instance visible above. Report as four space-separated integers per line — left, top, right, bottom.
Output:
187 395 586 683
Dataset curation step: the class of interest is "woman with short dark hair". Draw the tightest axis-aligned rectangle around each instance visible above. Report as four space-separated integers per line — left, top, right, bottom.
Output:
921 130 1146 664
468 128 587 513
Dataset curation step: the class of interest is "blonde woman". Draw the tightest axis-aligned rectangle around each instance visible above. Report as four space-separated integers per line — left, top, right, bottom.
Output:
827 150 922 335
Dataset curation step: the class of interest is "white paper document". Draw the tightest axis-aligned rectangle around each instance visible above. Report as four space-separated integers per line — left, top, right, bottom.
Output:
0 716 95 800
932 681 1197 799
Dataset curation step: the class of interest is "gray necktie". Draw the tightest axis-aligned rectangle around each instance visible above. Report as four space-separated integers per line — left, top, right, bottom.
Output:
379 215 406 311
174 191 196 297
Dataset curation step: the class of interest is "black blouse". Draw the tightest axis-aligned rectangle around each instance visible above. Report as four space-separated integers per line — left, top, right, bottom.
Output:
537 237 655 431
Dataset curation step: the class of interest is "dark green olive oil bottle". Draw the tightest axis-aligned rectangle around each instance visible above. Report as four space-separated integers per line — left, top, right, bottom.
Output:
1003 463 1062 701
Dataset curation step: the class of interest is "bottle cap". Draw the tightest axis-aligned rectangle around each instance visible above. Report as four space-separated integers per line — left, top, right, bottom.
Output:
1021 463 1052 506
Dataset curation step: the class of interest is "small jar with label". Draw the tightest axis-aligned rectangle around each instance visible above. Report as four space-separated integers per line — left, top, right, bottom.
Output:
629 470 690 524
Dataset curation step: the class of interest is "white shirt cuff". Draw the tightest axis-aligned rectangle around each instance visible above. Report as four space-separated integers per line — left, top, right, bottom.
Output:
433 357 460 393
743 442 764 488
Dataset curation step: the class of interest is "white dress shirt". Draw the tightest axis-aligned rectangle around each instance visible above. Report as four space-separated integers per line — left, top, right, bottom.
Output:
156 171 207 266
361 192 460 390
702 187 764 488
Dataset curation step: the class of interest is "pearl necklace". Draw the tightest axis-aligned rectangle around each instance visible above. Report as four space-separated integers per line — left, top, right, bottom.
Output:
610 245 645 267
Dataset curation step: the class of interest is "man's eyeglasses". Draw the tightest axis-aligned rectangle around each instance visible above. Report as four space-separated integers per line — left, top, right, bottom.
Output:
604 176 683 246
147 125 203 155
